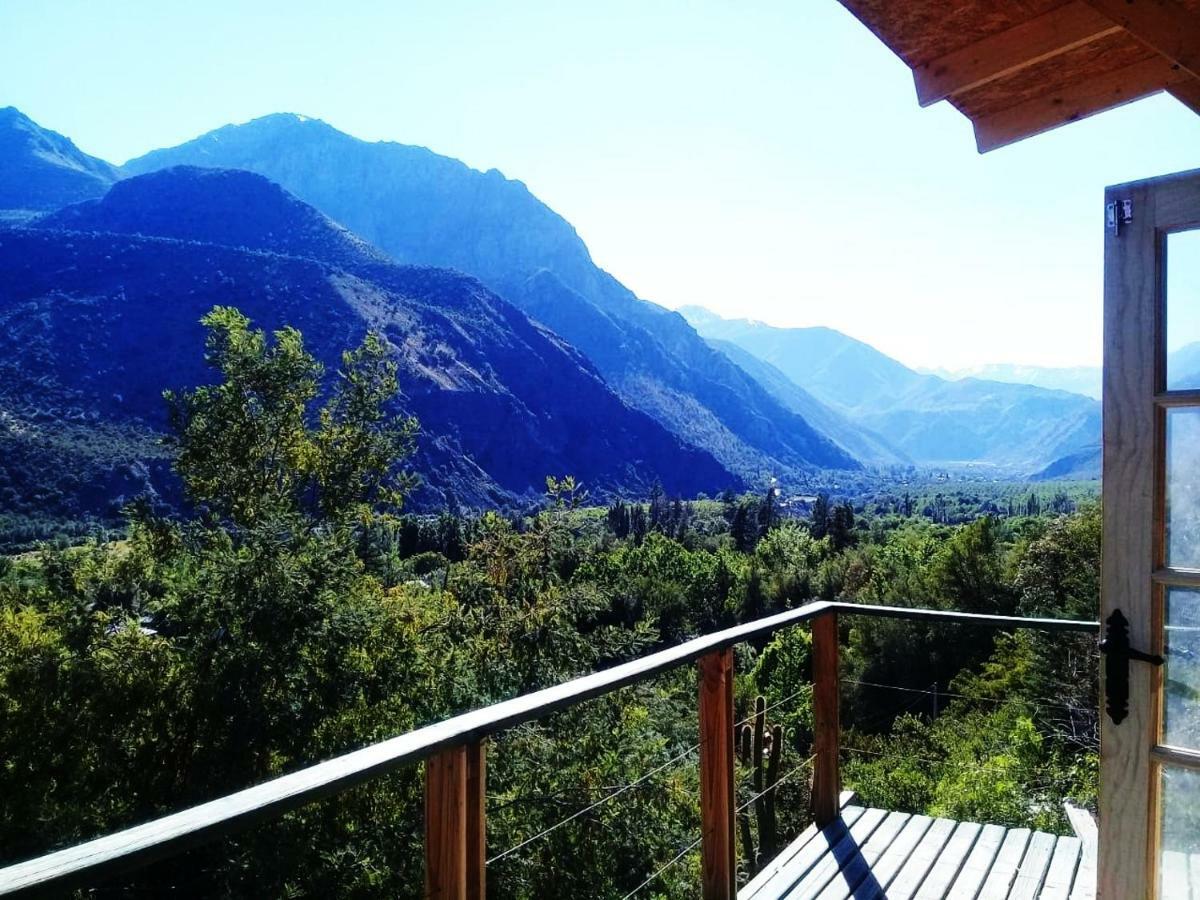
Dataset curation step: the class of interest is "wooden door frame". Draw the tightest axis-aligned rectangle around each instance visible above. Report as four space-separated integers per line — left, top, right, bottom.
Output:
1101 167 1200 900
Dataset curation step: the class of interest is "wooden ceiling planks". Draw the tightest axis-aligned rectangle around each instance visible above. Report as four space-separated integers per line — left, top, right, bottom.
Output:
836 0 1200 151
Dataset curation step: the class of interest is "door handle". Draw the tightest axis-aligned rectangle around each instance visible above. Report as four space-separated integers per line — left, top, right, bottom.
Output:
1099 609 1163 725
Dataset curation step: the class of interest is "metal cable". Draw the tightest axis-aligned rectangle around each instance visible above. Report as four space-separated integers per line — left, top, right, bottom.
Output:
619 835 703 900
735 754 817 814
840 678 1095 715
486 740 700 865
488 687 815 865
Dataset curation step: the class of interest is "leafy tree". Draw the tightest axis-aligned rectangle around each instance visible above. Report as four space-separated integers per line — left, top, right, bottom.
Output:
165 307 417 526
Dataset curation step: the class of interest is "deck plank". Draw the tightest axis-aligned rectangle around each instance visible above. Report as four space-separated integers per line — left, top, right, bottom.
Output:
946 823 1006 900
976 828 1032 899
740 806 865 899
878 816 957 899
1039 836 1082 900
811 811 911 900
745 809 1103 900
766 807 888 899
914 820 982 899
1069 822 1097 900
1008 830 1057 899
858 814 935 895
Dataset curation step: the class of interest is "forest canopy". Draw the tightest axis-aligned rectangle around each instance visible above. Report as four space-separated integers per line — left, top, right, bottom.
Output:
0 309 1100 899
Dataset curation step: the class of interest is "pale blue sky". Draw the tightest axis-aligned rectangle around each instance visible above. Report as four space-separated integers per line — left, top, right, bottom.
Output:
4 0 1199 369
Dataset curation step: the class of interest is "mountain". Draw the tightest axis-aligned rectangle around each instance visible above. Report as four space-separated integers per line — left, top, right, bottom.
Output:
1170 342 1200 389
1032 445 1100 481
1 166 734 523
703 338 911 467
680 306 1101 473
923 363 1102 400
123 113 860 478
0 107 117 220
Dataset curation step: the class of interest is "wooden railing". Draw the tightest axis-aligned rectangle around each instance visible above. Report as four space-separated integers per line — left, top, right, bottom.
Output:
0 601 1097 899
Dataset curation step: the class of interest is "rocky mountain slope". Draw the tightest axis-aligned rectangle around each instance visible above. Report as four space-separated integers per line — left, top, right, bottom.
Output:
0 107 118 220
122 113 861 478
682 306 1101 473
1 167 734 522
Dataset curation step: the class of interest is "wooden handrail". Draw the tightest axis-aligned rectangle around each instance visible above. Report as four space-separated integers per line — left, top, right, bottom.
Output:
0 601 1097 898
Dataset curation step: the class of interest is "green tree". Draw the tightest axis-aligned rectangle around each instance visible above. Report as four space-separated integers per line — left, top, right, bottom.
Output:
165 306 417 526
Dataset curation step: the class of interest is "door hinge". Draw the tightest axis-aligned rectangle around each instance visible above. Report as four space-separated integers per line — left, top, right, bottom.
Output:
1106 198 1133 235
1099 608 1163 725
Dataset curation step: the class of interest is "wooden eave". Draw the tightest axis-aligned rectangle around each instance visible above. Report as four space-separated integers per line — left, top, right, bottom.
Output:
836 0 1200 151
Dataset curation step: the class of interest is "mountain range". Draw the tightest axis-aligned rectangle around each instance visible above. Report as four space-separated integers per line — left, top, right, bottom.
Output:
1 162 731 518
680 306 1102 473
122 113 859 480
0 106 1117 525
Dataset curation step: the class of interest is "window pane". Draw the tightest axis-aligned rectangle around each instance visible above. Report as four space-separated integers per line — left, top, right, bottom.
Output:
1167 230 1200 391
1159 765 1200 898
1164 590 1200 749
1166 410 1200 570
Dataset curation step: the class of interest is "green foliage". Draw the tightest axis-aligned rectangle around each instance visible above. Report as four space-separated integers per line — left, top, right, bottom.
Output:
0 309 1104 897
165 307 417 526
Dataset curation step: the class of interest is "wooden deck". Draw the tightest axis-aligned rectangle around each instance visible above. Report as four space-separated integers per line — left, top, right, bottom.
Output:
740 801 1095 900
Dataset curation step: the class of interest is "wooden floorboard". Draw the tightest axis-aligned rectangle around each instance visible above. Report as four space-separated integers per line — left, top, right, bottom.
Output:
914 821 982 899
947 824 1006 899
1008 830 1056 899
977 828 1032 899
883 817 957 899
812 811 911 900
771 807 889 898
740 807 1098 900
1040 836 1082 900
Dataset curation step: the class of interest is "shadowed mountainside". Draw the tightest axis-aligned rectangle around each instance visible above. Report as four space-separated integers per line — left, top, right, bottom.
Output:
0 107 117 220
681 305 1101 473
123 113 861 478
1 167 736 521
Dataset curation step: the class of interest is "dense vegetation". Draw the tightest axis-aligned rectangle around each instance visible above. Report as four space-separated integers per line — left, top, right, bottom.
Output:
0 311 1100 898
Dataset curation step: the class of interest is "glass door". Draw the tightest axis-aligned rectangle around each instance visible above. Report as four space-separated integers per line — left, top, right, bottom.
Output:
1101 168 1200 900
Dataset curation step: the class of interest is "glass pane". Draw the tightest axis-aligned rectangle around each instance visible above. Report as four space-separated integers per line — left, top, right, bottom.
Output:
1164 590 1200 749
1166 410 1200 569
1167 229 1200 391
1159 765 1200 898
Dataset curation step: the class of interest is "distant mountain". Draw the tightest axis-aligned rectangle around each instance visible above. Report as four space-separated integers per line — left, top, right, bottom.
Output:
1170 342 1200 389
1 166 734 522
681 306 1101 473
923 363 1102 401
123 113 860 478
703 338 911 467
0 107 117 220
1032 445 1100 481
679 306 926 415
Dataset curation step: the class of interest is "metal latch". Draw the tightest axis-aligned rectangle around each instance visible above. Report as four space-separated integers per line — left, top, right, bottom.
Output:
1099 608 1163 724
1106 198 1133 235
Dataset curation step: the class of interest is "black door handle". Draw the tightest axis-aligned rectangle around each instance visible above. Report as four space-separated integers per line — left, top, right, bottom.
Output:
1100 609 1163 725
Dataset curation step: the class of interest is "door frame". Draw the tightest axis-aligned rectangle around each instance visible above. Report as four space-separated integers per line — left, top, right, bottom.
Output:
1100 167 1200 899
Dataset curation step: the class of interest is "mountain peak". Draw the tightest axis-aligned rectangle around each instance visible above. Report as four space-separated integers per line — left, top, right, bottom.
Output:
36 165 390 270
0 107 118 216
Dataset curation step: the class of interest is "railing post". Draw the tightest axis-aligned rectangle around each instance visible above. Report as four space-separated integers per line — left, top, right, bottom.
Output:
698 647 736 900
466 741 486 900
426 741 486 900
811 611 841 826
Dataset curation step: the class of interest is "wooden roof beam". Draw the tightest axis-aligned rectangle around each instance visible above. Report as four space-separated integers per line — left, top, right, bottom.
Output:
913 2 1123 107
1080 0 1200 81
973 54 1189 151
1169 80 1200 116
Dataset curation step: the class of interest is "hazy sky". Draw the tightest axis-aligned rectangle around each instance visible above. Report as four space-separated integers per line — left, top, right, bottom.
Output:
4 0 1199 369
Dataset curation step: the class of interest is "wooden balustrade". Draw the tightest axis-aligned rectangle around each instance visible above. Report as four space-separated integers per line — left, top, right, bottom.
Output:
0 602 1096 899
811 611 841 827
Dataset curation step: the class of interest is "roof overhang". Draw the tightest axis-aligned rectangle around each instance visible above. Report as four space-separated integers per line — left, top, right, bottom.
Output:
836 0 1200 151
